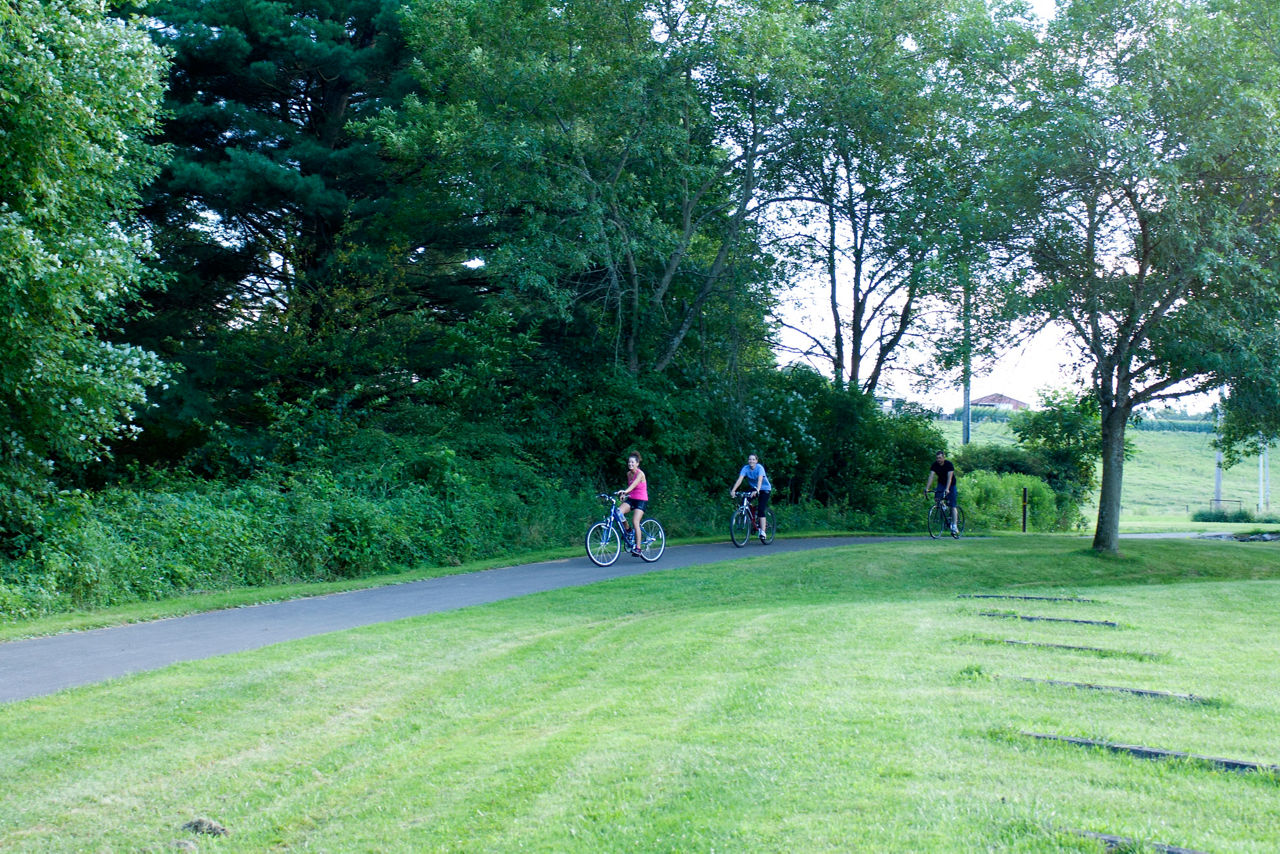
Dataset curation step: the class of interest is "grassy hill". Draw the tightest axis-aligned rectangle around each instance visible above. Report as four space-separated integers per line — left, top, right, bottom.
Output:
5 538 1280 851
934 419 1274 525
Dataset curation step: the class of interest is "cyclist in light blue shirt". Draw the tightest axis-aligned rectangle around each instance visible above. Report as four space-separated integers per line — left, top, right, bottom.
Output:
730 453 772 542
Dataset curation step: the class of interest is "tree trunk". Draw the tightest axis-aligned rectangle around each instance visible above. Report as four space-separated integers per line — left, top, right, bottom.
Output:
1092 405 1129 553
826 199 844 389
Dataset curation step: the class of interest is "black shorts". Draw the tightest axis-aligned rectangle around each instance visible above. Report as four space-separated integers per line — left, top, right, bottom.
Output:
755 491 771 513
623 498 647 511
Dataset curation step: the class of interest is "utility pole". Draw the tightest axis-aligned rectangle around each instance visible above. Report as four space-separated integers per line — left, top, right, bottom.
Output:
1213 403 1223 509
961 257 971 446
1260 438 1270 514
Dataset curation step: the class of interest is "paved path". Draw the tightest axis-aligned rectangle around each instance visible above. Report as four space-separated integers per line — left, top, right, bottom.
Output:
0 536 896 704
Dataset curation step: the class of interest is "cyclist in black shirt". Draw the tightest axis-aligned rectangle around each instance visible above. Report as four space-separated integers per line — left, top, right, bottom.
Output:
925 451 959 533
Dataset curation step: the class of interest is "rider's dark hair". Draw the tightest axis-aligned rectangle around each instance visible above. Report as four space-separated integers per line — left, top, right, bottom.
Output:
628 451 642 463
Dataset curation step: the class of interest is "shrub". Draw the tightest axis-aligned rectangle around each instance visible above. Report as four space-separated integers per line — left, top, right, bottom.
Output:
0 444 598 617
962 471 1059 532
1190 507 1268 523
953 444 1046 480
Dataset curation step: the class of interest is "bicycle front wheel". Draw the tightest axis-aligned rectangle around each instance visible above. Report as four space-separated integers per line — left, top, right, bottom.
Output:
927 504 943 539
639 519 666 562
761 509 776 544
586 521 620 566
730 508 750 547
951 506 966 539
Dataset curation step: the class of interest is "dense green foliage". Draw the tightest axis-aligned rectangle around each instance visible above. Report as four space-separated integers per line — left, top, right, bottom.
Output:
3 0 1279 612
1008 390 1103 504
961 470 1058 531
1190 507 1269 524
952 390 1103 528
0 0 168 548
0 446 583 617
0 381 952 617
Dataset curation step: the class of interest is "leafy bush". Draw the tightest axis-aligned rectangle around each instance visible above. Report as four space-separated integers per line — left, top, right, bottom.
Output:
962 471 1059 532
0 443 598 617
951 405 1017 422
1189 507 1276 523
953 444 1046 480
0 361 944 618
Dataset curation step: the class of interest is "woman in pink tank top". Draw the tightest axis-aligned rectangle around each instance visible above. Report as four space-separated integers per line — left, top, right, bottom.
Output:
618 452 648 556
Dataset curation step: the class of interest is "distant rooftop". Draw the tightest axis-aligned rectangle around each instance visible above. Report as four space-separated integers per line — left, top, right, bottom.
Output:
971 393 1029 410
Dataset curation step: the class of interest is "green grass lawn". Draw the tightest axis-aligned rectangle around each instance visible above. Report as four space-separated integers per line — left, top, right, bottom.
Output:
4 538 1280 852
936 420 1273 526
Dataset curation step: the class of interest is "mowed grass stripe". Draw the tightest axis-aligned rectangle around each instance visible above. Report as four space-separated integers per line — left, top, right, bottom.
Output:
3 538 1280 851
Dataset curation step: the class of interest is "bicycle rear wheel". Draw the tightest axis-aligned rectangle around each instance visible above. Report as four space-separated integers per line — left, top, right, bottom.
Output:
730 508 750 547
639 519 666 562
927 504 943 539
586 521 620 566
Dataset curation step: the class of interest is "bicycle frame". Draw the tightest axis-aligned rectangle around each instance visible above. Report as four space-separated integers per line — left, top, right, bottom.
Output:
597 495 634 547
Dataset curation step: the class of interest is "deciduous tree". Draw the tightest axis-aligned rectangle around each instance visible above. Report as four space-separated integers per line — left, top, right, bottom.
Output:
381 0 802 376
0 0 168 542
770 0 1034 395
1016 0 1280 552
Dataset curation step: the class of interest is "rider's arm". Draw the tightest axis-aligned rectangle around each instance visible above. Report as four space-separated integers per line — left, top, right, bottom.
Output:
925 470 936 492
730 473 745 494
623 470 644 495
754 470 765 492
944 469 955 491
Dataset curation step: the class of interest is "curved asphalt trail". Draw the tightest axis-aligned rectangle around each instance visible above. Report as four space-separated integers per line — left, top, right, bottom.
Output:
0 535 899 704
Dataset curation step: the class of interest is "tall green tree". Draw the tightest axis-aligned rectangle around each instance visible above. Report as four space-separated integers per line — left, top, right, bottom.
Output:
0 0 168 541
382 0 803 377
1201 0 1280 464
138 0 431 324
769 0 1033 395
116 0 501 468
1016 0 1280 552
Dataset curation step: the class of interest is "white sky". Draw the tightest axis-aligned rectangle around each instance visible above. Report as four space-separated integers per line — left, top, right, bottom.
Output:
1031 0 1055 19
911 323 1086 413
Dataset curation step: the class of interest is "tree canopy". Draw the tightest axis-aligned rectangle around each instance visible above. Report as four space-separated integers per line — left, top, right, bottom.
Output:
770 0 1035 395
0 0 168 543
1014 0 1280 551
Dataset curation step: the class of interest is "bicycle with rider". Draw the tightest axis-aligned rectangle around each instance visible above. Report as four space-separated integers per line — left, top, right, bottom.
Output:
925 450 959 534
729 453 772 542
